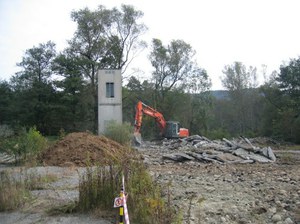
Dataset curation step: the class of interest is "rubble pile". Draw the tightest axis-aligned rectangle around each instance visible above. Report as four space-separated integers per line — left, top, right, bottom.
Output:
0 152 15 164
161 135 277 164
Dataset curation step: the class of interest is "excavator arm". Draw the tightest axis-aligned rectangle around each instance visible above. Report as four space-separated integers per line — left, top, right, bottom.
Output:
134 101 166 135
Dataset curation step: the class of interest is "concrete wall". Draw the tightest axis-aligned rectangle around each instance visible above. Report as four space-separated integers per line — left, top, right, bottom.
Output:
98 69 122 134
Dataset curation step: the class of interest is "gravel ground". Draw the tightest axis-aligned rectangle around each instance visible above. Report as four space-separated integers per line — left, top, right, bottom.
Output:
0 146 299 224
142 147 300 224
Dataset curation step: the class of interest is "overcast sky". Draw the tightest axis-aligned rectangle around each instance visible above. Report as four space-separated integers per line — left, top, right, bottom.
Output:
1 0 300 90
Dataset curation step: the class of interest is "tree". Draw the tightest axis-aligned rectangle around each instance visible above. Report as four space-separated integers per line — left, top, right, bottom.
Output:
221 62 258 97
221 62 262 135
122 76 155 123
10 41 56 134
277 57 300 114
15 41 56 86
149 39 194 101
261 57 300 142
0 80 13 124
148 38 212 135
52 53 88 132
68 4 147 132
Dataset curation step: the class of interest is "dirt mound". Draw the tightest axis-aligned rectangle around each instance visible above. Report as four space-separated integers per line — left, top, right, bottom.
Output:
40 132 130 166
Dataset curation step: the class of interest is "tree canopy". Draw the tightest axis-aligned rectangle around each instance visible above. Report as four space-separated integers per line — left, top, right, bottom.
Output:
149 38 210 102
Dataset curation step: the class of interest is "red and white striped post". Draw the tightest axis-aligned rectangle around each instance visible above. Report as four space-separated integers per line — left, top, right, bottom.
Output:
114 175 130 224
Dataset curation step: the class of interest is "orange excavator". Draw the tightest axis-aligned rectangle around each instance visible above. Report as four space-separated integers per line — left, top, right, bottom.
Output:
133 101 189 144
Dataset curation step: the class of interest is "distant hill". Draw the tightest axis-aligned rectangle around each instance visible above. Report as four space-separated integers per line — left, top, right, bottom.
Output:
210 90 229 100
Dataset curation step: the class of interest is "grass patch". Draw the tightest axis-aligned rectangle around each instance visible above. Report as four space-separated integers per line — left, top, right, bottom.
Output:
281 144 300 151
77 166 118 213
47 202 78 216
77 158 181 223
25 172 59 190
0 169 59 211
277 152 295 164
0 171 31 211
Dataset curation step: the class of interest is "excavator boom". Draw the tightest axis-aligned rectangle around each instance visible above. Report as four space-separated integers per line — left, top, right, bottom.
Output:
134 101 166 133
134 101 166 144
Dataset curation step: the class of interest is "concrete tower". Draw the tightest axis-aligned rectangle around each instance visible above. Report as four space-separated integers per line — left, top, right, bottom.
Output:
98 69 122 134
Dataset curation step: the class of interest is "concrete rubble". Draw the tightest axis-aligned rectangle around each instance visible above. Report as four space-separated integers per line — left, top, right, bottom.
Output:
160 135 277 164
0 152 15 164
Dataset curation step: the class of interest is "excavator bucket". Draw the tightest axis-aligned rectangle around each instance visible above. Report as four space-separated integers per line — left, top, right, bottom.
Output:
133 132 142 145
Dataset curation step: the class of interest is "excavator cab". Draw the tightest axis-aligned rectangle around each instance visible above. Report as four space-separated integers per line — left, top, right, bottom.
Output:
165 121 189 138
165 121 180 138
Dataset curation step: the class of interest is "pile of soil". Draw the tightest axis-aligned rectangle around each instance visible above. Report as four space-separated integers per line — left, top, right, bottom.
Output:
40 132 130 166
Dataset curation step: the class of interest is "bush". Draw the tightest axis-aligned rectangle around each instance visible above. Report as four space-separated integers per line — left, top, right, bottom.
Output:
2 126 48 164
104 121 133 145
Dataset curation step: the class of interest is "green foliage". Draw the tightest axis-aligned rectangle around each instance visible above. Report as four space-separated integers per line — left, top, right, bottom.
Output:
52 53 89 133
0 81 13 124
219 62 263 136
0 125 14 139
188 93 213 135
205 128 231 140
2 127 48 164
260 57 300 143
278 57 300 97
16 41 56 81
104 121 133 145
221 62 258 91
58 128 66 140
77 158 179 223
10 41 57 134
149 38 210 104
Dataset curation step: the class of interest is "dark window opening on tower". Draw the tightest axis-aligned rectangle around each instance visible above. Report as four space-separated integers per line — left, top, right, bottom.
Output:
106 82 114 98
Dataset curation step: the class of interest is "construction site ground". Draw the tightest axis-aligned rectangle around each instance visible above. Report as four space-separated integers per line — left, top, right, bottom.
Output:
140 144 300 224
0 133 299 224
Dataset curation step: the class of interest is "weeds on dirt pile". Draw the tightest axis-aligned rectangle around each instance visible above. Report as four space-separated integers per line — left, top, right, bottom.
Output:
77 160 181 224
